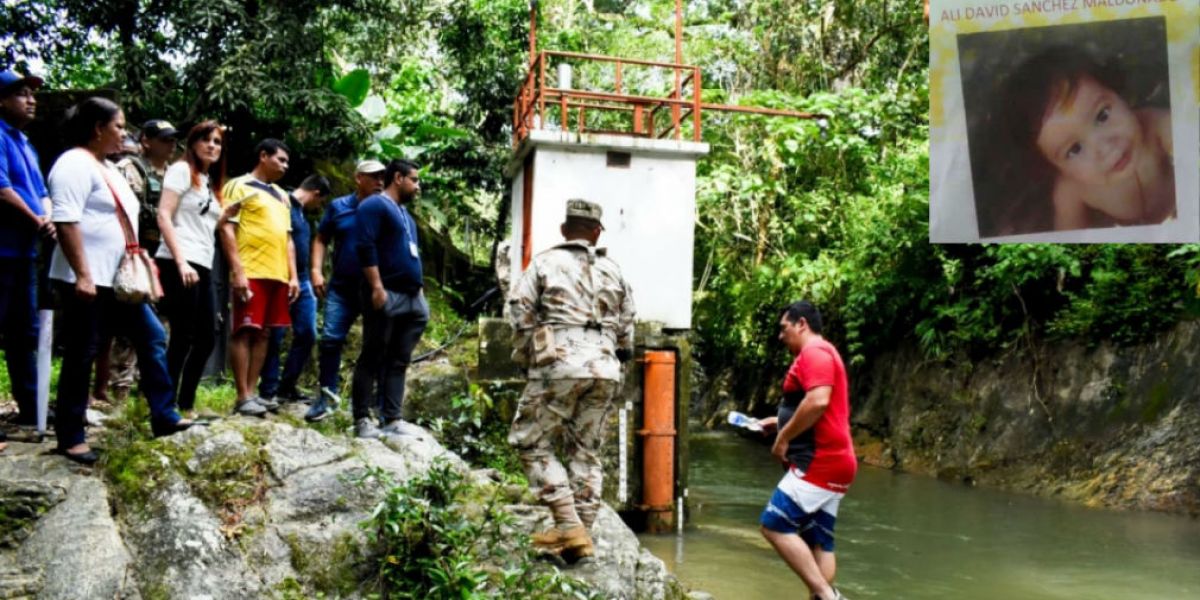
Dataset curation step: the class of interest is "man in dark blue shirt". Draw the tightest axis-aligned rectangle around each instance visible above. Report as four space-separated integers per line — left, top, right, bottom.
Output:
260 174 330 405
0 70 53 438
350 159 427 439
305 159 384 422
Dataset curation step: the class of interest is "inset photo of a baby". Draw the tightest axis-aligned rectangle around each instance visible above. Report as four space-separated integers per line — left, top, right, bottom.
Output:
958 17 1175 238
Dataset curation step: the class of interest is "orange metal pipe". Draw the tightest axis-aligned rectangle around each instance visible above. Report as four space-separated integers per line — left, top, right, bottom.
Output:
542 88 694 107
671 67 682 140
700 102 827 120
640 350 677 532
542 50 690 70
529 0 537 62
675 0 683 65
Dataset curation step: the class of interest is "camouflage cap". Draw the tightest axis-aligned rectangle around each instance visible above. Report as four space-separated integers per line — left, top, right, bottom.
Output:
565 198 603 227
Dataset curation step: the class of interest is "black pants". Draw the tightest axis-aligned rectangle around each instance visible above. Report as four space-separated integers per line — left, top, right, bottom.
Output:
0 258 37 421
56 284 180 448
156 259 217 411
351 288 428 422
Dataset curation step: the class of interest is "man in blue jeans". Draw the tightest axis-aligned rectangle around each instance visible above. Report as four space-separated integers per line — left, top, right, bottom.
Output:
0 70 54 447
306 159 384 421
260 174 331 405
351 158 427 439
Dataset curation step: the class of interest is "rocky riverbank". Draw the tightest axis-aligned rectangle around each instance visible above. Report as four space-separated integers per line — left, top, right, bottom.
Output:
0 397 697 599
699 322 1200 516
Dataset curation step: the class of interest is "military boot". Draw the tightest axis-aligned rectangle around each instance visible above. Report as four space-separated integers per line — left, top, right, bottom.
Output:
532 525 595 563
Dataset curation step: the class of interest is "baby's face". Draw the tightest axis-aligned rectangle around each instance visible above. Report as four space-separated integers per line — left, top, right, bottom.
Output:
1035 75 1142 186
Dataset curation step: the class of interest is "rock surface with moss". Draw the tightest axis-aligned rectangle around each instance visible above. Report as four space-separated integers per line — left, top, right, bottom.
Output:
0 406 693 599
849 321 1200 515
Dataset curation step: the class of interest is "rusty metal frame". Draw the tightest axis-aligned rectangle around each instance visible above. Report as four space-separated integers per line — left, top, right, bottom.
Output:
513 50 703 146
513 0 827 147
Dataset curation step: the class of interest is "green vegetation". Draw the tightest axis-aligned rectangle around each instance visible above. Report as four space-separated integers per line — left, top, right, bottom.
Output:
361 460 596 599
101 396 271 536
421 382 525 478
0 352 60 404
6 1 1198 415
283 532 366 597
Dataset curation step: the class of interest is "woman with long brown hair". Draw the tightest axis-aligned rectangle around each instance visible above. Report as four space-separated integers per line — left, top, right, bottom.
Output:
155 120 225 416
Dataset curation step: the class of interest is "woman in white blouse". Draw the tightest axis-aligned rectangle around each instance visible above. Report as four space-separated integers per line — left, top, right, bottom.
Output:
48 97 191 464
155 120 225 417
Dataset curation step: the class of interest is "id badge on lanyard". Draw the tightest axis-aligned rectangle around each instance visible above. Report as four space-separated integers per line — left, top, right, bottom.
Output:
401 207 419 258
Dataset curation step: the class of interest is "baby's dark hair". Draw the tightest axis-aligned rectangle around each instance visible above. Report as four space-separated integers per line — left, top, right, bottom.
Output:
1001 46 1126 167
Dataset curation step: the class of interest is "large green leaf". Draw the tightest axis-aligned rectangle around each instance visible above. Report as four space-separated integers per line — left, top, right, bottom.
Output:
333 68 371 107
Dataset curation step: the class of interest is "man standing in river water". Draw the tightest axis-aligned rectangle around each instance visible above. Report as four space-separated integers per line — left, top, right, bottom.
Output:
761 301 857 600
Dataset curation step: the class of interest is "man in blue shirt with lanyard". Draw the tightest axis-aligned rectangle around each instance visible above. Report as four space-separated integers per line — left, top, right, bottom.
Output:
351 159 427 439
305 159 385 421
0 70 54 445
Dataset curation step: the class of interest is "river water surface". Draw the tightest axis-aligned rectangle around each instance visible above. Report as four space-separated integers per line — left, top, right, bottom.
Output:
638 431 1200 600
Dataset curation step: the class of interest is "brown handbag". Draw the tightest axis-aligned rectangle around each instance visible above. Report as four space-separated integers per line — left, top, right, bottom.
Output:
100 168 164 304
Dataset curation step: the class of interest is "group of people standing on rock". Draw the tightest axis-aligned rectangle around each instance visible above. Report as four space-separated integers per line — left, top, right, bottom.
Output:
0 69 431 462
2 66 855 598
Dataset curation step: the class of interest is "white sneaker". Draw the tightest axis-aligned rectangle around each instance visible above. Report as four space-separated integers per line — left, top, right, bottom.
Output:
234 398 269 417
812 589 847 600
255 395 281 412
379 419 426 438
355 418 382 439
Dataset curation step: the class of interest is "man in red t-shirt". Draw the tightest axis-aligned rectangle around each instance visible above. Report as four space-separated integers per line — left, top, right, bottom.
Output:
760 300 857 600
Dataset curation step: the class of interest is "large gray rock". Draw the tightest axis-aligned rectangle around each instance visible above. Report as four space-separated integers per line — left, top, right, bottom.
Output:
2 413 697 599
0 479 66 547
854 320 1200 514
184 428 249 474
402 359 469 422
264 422 350 479
267 457 382 523
125 477 262 599
476 317 523 380
505 503 687 600
19 477 135 599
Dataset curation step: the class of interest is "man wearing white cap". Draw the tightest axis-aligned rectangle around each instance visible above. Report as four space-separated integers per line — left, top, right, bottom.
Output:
305 159 385 421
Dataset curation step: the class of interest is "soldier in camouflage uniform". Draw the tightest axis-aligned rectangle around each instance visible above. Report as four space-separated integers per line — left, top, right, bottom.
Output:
507 198 636 562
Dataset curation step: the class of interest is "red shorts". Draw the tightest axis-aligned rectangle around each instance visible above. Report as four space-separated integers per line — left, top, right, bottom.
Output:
232 279 291 332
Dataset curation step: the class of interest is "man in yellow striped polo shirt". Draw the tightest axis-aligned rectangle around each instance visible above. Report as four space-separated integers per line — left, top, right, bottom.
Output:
218 138 298 416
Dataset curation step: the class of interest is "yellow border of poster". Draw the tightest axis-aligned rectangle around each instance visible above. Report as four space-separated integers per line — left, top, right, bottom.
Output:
929 0 1200 242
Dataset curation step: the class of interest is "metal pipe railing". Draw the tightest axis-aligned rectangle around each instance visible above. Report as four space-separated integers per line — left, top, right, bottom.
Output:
512 50 819 147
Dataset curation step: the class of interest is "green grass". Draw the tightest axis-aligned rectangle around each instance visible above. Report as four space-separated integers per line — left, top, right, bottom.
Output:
194 379 237 415
0 351 61 403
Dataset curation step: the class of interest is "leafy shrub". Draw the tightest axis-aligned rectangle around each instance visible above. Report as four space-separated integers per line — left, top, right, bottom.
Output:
362 460 596 599
422 382 524 478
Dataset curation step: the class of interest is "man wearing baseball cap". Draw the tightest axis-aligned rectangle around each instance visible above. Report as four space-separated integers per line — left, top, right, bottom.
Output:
507 198 636 562
305 158 386 421
0 69 52 444
116 119 178 255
